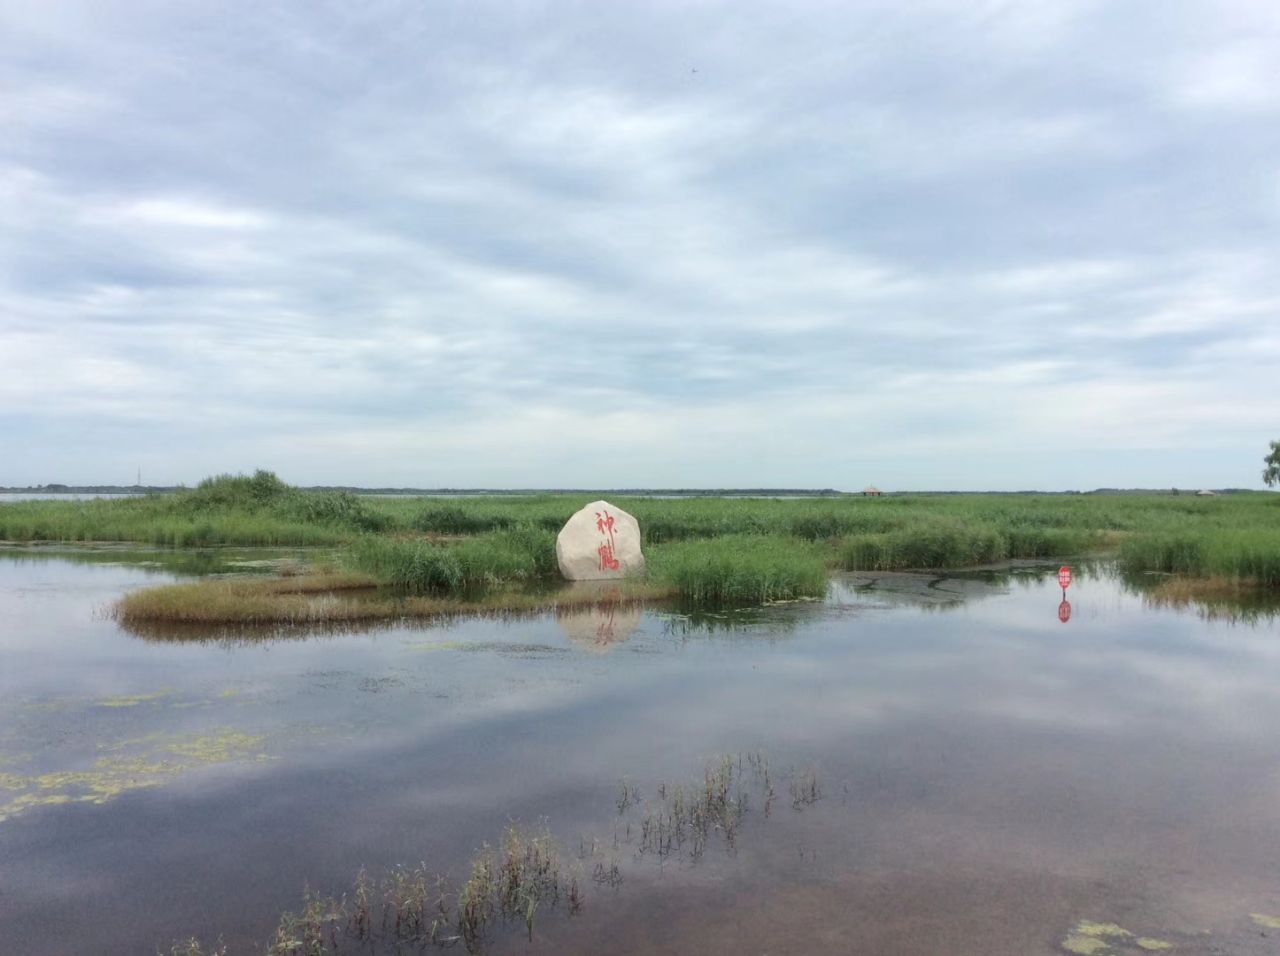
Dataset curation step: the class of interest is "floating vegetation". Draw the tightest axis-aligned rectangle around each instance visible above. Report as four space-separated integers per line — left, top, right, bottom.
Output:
1060 920 1173 955
95 690 171 708
1251 913 1280 930
0 729 268 823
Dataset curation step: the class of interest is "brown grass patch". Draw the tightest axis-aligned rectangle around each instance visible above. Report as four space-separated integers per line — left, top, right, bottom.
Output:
114 573 675 627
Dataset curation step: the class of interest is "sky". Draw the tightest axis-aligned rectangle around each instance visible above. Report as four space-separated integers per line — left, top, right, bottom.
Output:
2 1 1278 490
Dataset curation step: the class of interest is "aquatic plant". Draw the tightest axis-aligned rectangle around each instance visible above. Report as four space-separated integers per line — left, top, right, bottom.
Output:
344 529 557 594
164 939 228 956
1120 529 1280 586
157 750 823 955
789 767 822 810
648 535 829 606
838 517 1007 570
632 753 786 861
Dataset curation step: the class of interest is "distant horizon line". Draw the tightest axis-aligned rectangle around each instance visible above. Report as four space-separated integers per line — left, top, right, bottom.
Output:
0 484 1265 497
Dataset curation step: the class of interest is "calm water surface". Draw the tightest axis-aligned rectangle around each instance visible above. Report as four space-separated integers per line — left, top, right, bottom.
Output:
1 550 1279 955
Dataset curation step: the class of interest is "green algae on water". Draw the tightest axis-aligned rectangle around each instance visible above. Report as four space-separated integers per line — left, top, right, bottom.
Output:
0 729 268 823
1061 920 1173 956
1063 936 1111 955
96 690 171 708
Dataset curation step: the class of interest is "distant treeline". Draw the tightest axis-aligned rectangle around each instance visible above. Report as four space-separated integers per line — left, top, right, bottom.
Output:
5 485 848 496
0 485 1260 497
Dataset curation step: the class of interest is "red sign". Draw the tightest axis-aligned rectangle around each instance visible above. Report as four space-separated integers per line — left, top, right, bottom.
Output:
596 510 620 572
1058 565 1072 590
1058 600 1071 624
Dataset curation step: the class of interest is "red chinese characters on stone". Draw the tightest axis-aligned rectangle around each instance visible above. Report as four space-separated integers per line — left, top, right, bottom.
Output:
596 510 621 571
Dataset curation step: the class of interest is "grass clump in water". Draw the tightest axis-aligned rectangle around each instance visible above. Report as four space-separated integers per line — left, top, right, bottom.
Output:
647 535 828 606
244 823 569 955
635 755 752 860
164 749 815 955
165 940 228 956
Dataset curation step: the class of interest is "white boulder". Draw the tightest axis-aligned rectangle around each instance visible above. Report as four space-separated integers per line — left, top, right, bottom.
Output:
556 500 645 581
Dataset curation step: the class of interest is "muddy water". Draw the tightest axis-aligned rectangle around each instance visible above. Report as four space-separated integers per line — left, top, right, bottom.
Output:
2 551 1280 955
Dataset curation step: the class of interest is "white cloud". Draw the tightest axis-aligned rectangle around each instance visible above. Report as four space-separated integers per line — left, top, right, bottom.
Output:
1 1 1278 487
1172 41 1280 113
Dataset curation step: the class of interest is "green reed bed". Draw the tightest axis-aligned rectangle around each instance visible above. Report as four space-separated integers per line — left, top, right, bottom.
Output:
7 473 1279 605
5 473 1274 552
838 518 1113 571
0 472 391 546
1120 529 1280 587
0 498 351 547
646 535 829 606
344 529 558 593
347 531 829 606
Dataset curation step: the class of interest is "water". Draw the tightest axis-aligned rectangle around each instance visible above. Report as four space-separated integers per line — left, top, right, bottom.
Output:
0 493 148 501
1 551 1279 955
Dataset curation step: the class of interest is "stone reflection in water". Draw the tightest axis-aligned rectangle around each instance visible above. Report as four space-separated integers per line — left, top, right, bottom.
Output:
557 599 640 652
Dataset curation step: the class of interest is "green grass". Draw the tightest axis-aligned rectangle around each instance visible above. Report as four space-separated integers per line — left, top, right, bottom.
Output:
0 471 389 546
344 529 558 594
648 535 829 605
1120 529 1280 586
7 474 1280 609
838 519 1113 571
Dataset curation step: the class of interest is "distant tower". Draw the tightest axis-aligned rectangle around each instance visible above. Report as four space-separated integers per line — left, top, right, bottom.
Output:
137 466 141 487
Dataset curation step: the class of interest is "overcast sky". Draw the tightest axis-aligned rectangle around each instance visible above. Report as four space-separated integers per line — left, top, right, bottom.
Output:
2 1 1278 490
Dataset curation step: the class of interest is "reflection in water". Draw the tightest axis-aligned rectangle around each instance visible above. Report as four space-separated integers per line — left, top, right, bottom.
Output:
1116 569 1280 625
661 605 804 637
557 603 640 651
0 542 323 577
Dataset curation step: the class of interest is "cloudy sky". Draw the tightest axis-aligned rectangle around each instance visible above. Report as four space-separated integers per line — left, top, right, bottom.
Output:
3 1 1278 490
